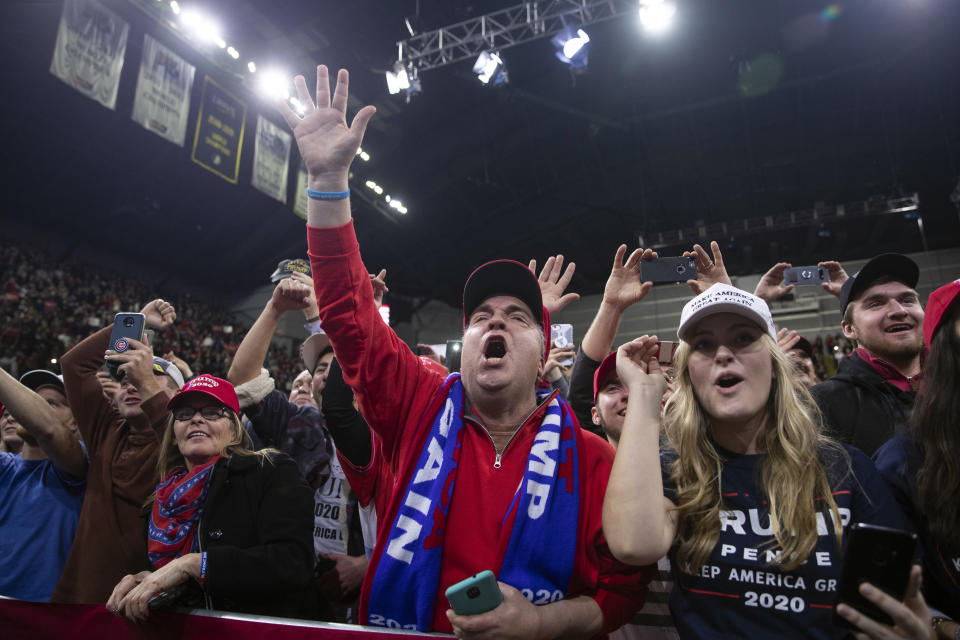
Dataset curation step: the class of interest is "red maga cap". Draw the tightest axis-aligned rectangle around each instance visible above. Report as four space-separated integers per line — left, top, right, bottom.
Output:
593 352 618 402
923 279 960 348
167 374 240 416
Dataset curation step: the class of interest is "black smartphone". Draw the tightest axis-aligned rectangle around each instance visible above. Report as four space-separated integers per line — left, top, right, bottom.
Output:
833 523 917 629
446 340 463 373
106 313 146 381
784 266 830 285
146 582 188 610
640 257 697 284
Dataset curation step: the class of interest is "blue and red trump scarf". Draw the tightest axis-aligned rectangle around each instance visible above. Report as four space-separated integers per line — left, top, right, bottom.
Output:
363 374 580 630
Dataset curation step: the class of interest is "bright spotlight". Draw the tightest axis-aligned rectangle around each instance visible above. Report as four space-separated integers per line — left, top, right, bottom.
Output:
170 0 180 15
247 61 257 73
385 61 411 95
553 28 590 69
639 0 676 34
226 46 239 59
179 8 224 46
472 51 507 85
257 68 290 101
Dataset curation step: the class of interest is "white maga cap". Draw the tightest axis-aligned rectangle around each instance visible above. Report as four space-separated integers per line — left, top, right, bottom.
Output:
678 283 776 342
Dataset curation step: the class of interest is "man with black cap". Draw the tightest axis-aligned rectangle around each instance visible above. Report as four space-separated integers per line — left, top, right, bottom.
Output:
281 64 651 638
52 299 184 604
0 367 85 601
811 253 925 455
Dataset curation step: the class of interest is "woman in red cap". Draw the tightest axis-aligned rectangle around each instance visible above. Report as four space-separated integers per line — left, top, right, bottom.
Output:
874 280 960 638
106 375 316 622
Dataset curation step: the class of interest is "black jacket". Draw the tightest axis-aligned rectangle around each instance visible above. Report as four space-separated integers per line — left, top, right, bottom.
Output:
810 352 916 456
146 452 318 619
568 345 607 440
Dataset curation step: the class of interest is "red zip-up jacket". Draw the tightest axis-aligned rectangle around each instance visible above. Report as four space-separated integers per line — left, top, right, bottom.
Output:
308 221 652 635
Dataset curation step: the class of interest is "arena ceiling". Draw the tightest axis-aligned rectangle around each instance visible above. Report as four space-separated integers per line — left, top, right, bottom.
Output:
2 0 959 315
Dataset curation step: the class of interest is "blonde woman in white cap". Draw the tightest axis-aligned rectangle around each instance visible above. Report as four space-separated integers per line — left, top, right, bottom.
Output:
603 283 928 639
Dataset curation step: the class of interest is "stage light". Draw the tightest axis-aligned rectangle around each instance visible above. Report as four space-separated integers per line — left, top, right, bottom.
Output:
639 0 676 34
473 51 507 85
257 68 291 101
247 61 257 73
553 28 590 69
385 62 411 95
226 46 239 59
179 8 224 47
170 1 180 15
357 147 370 161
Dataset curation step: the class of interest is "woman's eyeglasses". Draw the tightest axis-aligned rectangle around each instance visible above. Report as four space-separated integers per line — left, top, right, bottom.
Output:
173 406 229 422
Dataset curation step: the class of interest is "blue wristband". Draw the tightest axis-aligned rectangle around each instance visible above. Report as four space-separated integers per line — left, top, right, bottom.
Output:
200 551 207 581
306 188 349 200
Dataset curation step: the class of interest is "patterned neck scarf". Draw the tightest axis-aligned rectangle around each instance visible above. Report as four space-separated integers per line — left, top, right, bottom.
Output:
148 456 221 569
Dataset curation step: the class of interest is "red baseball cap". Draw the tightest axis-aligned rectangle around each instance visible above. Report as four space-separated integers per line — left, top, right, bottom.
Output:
923 279 960 348
593 352 618 402
167 374 240 416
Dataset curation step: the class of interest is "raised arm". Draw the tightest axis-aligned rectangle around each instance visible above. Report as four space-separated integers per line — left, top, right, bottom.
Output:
683 241 732 295
0 368 86 477
277 65 375 229
754 262 795 303
227 273 312 386
581 244 656 361
602 336 677 565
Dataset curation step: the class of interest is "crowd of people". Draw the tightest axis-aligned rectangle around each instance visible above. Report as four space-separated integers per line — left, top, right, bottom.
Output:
0 64 957 640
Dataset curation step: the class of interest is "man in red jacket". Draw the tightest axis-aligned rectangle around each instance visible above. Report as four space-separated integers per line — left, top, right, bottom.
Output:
279 65 651 638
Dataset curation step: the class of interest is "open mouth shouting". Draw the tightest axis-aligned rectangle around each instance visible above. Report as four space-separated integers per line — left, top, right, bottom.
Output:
482 335 507 364
714 371 745 394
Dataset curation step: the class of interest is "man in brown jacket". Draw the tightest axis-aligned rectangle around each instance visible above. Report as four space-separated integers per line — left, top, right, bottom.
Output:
52 299 184 603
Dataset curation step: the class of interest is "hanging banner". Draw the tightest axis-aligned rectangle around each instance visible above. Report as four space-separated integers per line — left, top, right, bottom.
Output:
252 116 292 203
131 34 196 146
49 0 129 110
293 160 309 219
190 76 246 184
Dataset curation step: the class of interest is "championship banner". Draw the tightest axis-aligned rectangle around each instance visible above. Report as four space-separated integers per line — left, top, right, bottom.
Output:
49 0 129 110
190 76 246 184
131 34 196 146
252 115 293 203
293 160 309 219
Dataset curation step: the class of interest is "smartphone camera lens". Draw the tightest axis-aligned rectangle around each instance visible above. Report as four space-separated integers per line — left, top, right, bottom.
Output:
123 316 135 327
676 265 686 274
466 586 480 599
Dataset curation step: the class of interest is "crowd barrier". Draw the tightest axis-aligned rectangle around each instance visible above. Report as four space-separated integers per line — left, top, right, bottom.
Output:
0 599 450 639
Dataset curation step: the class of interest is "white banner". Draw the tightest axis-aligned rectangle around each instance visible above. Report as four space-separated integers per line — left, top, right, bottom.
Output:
131 35 195 146
293 160 309 219
251 115 292 203
49 0 129 110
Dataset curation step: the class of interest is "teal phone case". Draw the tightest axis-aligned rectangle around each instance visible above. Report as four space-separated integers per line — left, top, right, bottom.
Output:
444 570 504 616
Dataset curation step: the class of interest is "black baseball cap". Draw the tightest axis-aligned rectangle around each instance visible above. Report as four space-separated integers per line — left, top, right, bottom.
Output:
19 370 65 393
462 260 544 327
839 254 919 319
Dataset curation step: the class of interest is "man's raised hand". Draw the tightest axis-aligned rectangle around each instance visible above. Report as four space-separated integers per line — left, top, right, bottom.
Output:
818 260 849 298
139 299 176 330
754 262 795 303
277 65 376 189
684 241 732 295
602 245 657 311
529 255 579 314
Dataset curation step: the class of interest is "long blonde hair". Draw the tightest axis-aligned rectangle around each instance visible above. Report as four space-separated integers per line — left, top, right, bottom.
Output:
663 334 848 573
157 408 276 479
